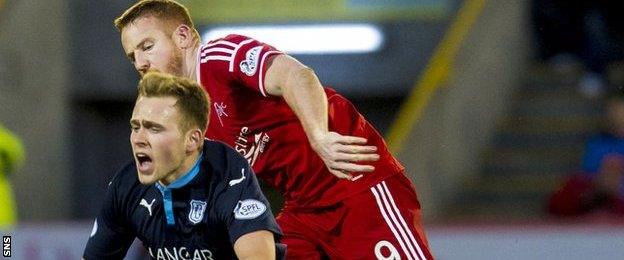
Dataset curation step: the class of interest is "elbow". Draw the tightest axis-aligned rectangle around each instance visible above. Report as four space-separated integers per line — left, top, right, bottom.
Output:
283 66 320 94
289 66 316 82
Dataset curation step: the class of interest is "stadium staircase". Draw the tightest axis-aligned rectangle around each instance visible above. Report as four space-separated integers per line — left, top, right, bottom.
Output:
449 66 602 220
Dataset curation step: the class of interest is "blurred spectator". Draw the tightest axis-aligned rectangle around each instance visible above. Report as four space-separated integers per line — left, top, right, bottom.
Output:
0 123 25 228
549 94 624 217
531 0 624 98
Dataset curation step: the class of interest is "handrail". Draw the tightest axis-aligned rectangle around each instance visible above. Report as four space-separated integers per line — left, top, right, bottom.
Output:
386 0 487 154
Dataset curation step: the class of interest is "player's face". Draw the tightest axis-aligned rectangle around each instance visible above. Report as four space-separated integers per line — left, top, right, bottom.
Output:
130 96 190 185
120 16 184 77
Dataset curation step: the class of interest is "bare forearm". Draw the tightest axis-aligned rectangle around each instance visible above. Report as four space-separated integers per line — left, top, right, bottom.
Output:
281 66 329 147
263 55 378 178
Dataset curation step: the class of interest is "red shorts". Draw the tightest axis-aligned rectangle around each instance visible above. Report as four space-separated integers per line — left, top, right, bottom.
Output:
276 174 434 259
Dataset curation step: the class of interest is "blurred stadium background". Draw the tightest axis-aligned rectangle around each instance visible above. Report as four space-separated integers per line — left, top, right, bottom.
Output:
0 0 623 259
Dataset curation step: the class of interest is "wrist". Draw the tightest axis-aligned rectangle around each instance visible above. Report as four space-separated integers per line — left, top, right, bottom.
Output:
308 130 327 150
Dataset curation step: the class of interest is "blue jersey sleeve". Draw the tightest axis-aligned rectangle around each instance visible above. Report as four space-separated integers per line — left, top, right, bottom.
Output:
83 167 135 259
214 160 282 245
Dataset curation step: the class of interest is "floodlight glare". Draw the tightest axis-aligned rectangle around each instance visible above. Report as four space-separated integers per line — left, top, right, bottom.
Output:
203 24 383 54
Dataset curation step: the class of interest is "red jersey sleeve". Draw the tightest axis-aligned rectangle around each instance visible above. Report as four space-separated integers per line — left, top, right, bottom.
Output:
200 34 282 97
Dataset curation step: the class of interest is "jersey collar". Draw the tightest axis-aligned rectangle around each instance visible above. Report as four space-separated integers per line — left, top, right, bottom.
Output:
155 152 203 191
154 152 203 225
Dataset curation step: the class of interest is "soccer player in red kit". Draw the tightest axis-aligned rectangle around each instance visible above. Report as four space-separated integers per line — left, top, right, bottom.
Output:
115 1 434 259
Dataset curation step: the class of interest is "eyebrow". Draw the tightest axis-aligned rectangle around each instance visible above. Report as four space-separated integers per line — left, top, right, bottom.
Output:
143 121 163 129
129 119 163 129
125 38 151 61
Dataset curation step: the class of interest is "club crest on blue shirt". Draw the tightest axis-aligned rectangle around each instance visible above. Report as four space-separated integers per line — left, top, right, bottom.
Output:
188 199 207 224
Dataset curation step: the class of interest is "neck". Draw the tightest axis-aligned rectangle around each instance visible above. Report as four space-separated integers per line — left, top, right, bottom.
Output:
159 150 200 186
183 39 201 80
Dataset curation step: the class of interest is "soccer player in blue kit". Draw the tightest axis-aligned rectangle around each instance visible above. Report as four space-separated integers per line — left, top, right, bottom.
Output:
83 72 284 259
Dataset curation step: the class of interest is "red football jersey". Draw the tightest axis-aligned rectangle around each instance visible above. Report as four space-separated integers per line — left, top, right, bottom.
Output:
197 34 404 209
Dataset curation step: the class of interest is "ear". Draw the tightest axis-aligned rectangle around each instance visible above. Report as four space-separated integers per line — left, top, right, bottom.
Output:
186 128 203 153
172 24 194 49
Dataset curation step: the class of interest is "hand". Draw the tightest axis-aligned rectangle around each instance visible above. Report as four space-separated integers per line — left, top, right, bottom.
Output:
310 131 380 180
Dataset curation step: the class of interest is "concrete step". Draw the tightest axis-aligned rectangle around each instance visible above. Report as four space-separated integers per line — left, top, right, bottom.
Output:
483 145 582 162
462 173 562 195
510 97 600 118
491 131 587 150
482 162 574 179
453 66 602 220
449 197 548 220
499 115 599 135
450 174 562 219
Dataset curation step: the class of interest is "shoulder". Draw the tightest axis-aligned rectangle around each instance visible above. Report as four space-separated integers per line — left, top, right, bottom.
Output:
205 34 255 46
203 139 243 159
98 160 144 221
110 160 138 184
201 140 253 200
202 140 250 177
199 35 256 73
107 160 142 196
200 34 255 55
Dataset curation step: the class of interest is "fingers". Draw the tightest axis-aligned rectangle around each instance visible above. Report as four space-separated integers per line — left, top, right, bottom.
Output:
320 132 379 179
334 134 369 145
337 144 378 154
330 161 375 173
329 169 354 180
333 143 379 162
334 152 380 162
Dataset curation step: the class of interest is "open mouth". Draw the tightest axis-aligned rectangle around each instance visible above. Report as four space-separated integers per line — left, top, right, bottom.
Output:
135 153 153 173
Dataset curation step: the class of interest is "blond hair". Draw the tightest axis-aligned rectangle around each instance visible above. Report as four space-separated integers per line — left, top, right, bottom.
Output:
137 71 209 133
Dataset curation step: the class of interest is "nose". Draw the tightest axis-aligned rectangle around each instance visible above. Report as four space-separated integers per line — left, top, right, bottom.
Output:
134 52 150 75
131 128 148 148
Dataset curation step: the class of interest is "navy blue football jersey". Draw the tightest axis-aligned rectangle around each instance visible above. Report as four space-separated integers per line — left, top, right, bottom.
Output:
83 140 284 259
